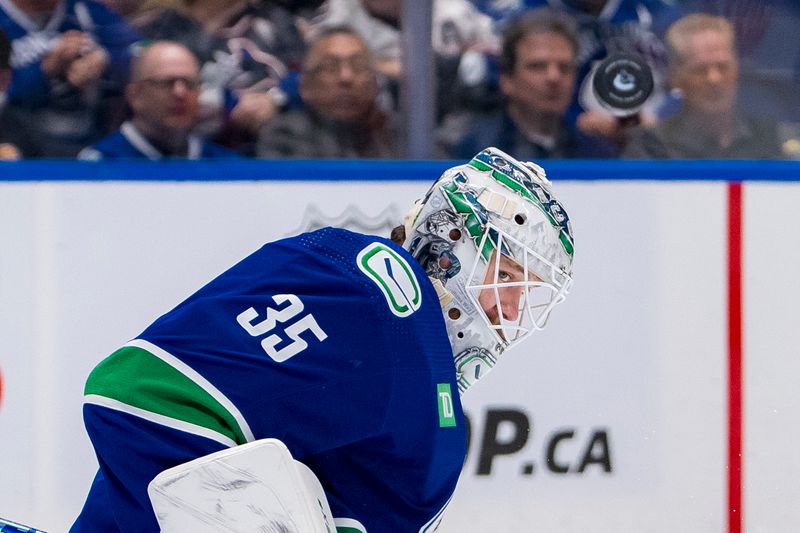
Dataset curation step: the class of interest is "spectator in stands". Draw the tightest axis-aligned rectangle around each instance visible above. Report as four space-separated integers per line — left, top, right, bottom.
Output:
679 0 800 126
256 26 402 159
558 0 681 145
441 8 617 160
314 0 499 120
623 14 783 159
0 0 140 158
78 41 235 159
314 0 403 81
470 0 682 147
130 0 311 154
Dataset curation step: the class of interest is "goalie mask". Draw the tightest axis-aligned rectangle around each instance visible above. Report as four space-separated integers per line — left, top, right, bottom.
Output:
403 147 574 393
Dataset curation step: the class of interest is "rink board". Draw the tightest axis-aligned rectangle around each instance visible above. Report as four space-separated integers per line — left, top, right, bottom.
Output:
0 161 796 532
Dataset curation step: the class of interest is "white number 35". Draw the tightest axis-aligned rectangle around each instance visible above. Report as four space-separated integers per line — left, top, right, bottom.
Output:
236 294 328 362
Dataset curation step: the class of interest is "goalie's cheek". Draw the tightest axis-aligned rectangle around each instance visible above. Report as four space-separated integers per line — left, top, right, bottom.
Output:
479 299 498 326
478 285 523 323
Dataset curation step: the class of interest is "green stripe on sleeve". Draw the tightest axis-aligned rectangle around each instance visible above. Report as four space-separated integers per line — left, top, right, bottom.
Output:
85 345 248 445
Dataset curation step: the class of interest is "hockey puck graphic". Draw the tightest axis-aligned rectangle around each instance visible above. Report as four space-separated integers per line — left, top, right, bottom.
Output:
591 53 654 114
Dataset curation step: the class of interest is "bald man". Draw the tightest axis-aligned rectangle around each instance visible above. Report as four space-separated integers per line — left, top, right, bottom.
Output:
78 41 236 160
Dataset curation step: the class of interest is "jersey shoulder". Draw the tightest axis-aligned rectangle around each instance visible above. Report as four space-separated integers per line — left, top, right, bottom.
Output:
271 228 451 363
294 227 430 316
136 227 451 379
318 227 443 318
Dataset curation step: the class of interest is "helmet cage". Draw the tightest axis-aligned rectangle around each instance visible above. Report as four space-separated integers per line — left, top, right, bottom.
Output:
402 147 574 393
465 222 572 350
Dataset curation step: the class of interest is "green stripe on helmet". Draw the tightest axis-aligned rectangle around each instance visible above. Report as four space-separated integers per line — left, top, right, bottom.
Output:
442 178 496 261
560 231 574 257
468 159 491 172
85 345 248 445
492 170 554 220
470 156 575 259
470 156 547 214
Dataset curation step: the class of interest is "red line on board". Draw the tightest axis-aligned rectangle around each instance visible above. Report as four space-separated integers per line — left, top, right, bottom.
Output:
727 182 743 533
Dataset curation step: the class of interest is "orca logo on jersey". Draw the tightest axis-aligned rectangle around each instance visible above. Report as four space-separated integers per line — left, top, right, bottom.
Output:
357 243 421 318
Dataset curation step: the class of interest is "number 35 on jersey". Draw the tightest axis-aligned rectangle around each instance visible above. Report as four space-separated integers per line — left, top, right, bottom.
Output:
236 294 327 362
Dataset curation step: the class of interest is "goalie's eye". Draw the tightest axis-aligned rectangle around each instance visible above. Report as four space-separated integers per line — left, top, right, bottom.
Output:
487 253 526 285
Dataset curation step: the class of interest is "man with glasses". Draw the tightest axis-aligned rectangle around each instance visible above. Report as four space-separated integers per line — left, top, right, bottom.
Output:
256 26 402 159
442 8 618 160
78 41 236 160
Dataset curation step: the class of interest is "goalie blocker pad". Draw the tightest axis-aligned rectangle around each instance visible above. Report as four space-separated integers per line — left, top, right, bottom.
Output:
147 438 337 533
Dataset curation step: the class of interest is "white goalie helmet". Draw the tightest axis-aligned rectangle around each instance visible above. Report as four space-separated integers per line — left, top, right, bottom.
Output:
403 147 574 392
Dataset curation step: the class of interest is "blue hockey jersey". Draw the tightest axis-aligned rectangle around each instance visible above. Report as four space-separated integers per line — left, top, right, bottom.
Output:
0 0 139 107
71 228 466 533
77 121 238 160
0 0 140 155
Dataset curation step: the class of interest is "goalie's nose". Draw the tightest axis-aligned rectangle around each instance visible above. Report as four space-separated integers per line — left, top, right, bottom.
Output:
498 284 523 322
482 284 523 325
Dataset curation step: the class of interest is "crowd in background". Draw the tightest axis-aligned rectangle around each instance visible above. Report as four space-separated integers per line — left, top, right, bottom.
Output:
0 0 797 160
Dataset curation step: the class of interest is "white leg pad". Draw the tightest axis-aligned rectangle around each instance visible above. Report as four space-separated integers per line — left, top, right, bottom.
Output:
147 438 336 533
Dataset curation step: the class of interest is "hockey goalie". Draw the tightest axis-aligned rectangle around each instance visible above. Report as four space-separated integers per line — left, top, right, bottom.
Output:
70 148 575 532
